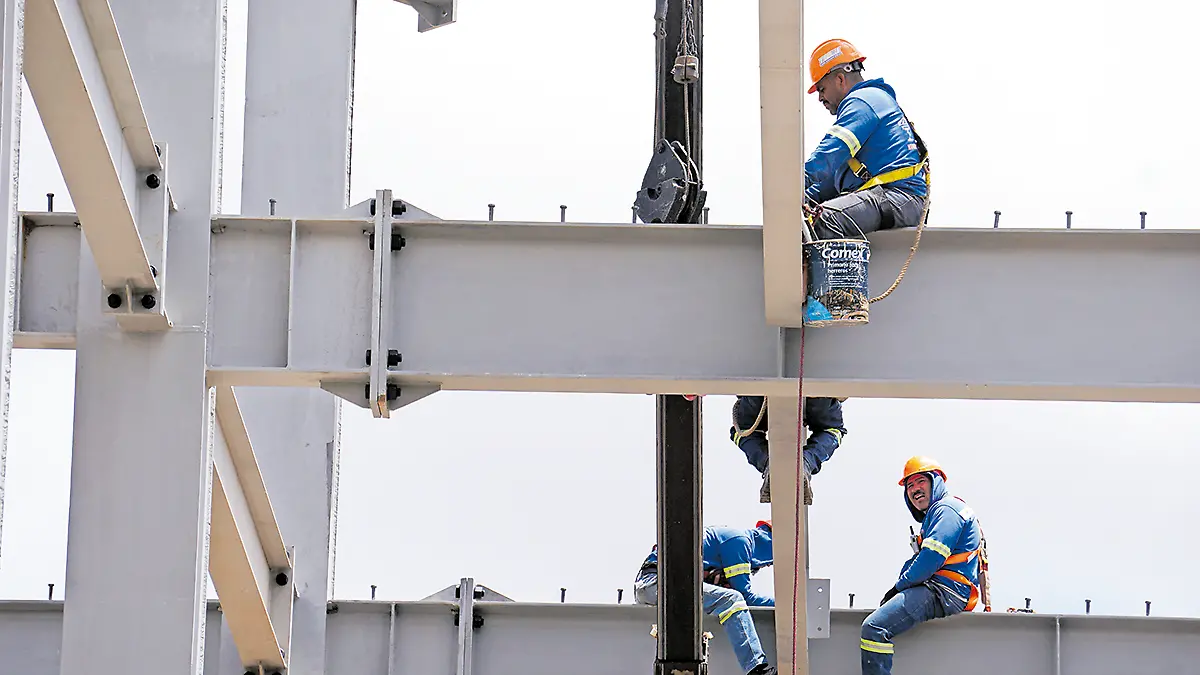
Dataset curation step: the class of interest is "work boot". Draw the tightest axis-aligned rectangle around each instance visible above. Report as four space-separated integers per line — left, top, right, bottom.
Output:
759 465 771 503
803 468 814 506
748 664 778 675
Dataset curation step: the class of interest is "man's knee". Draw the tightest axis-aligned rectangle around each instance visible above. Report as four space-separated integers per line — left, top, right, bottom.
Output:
805 397 845 430
860 611 887 641
704 585 746 617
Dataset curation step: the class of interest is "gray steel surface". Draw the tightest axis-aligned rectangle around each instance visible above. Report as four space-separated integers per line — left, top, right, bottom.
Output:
2 600 1197 675
17 213 1200 403
56 0 224 673
204 220 1200 402
217 0 359 671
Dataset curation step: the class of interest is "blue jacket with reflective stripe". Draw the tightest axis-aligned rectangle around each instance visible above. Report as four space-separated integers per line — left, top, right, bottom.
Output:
804 78 927 204
642 524 774 607
895 472 981 605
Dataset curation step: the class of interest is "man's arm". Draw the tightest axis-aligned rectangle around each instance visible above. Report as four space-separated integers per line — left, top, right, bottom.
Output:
895 505 964 589
718 536 775 607
803 97 880 203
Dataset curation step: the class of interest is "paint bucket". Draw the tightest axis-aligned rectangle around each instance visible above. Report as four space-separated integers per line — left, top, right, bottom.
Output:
803 238 870 327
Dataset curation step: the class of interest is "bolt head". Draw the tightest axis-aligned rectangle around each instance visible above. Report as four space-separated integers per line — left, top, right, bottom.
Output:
140 294 156 309
145 174 161 189
107 293 122 309
275 572 289 586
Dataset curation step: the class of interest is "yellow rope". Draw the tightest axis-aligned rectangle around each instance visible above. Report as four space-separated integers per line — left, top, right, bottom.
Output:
869 162 931 304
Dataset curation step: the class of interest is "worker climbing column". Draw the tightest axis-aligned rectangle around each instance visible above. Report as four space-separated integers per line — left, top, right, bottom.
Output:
639 0 707 673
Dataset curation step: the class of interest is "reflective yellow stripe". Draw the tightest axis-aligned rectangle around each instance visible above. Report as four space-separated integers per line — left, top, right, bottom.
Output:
824 428 843 444
860 638 894 654
723 563 751 578
719 602 749 624
922 538 952 557
827 125 861 155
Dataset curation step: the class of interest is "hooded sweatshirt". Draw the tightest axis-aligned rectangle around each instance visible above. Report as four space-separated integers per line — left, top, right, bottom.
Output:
804 77 928 204
895 472 982 608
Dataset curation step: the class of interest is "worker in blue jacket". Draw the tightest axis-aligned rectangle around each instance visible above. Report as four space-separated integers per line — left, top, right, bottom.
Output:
730 396 846 505
861 457 984 675
803 39 929 241
634 521 777 675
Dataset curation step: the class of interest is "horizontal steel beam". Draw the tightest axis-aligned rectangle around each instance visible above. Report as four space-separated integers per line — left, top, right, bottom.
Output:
22 0 170 331
204 214 1200 403
209 386 294 672
15 209 1200 402
2 599 1199 675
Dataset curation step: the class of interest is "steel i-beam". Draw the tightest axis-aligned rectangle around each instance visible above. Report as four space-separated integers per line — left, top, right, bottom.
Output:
655 393 705 675
758 0 806 326
23 0 172 331
650 0 706 670
210 386 295 673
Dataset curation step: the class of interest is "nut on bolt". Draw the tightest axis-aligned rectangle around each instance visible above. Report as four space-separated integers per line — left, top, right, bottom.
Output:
107 293 123 309
140 294 156 309
145 174 161 189
275 572 289 586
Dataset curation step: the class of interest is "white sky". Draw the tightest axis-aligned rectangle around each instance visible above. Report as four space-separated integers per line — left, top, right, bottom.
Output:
1 0 1197 622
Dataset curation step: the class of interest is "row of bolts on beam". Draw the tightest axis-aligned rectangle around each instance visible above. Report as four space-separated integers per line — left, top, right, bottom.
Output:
360 585 1160 618
42 193 1155 229
37 581 1163 618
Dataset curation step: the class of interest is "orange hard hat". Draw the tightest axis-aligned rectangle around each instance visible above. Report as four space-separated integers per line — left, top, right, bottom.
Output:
898 456 947 486
808 38 866 94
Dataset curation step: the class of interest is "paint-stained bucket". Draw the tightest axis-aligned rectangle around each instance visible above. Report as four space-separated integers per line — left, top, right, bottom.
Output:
803 238 870 327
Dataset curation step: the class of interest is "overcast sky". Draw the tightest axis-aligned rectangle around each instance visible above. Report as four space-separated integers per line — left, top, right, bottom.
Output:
0 0 1197 622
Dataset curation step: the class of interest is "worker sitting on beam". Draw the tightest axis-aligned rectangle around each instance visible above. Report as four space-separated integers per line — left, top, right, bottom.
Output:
634 520 778 675
803 38 929 241
730 396 846 505
861 457 985 675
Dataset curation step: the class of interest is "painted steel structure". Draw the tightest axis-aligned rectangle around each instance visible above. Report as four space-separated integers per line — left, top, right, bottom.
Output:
1 597 1198 675
1 0 1196 674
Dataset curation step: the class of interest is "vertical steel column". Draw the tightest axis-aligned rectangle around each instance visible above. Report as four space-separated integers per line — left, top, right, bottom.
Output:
59 1 226 673
0 0 23 567
653 0 704 672
225 1 357 672
655 394 704 675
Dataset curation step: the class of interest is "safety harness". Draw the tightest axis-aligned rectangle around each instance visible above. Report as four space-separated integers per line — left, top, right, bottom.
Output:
915 511 992 613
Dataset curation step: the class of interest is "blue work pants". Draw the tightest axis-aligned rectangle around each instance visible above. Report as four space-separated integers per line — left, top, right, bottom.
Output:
633 568 768 674
859 583 965 675
730 396 846 475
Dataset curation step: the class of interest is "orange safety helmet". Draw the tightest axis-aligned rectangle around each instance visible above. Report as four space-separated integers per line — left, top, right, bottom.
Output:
898 456 947 486
808 38 866 94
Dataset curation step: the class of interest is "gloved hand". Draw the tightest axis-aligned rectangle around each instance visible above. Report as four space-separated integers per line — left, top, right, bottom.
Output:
880 586 899 607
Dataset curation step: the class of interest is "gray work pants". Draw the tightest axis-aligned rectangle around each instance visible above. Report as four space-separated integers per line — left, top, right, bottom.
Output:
809 185 926 241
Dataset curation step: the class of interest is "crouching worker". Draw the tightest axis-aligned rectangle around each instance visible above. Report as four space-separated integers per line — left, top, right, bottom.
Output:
730 396 847 505
634 521 778 675
861 457 984 675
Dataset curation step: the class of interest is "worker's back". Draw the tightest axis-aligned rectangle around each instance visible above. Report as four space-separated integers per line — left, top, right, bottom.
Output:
835 78 927 198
